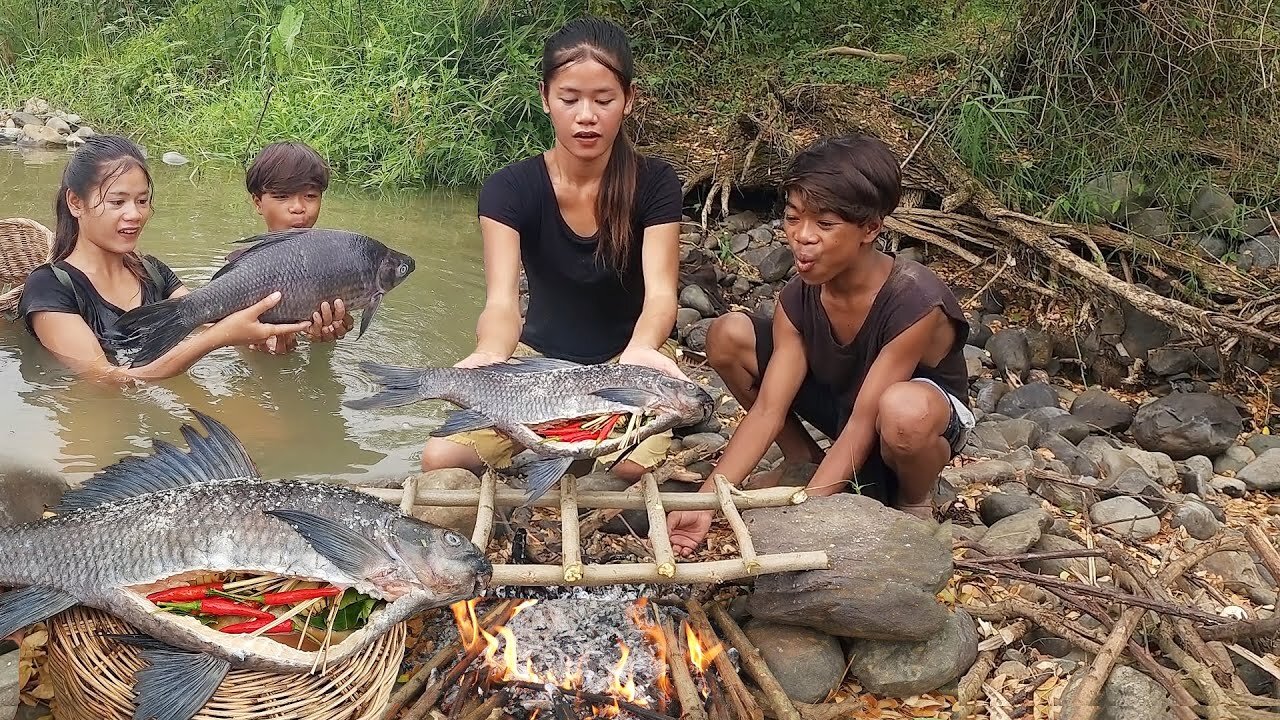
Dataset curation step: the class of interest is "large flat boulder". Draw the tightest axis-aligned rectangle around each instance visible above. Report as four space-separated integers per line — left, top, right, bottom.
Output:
745 494 953 641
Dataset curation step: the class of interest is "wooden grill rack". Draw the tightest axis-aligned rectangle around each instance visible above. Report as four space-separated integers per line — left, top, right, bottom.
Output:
359 472 830 587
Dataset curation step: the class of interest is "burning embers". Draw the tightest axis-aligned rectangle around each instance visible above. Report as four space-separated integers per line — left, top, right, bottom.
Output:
443 597 726 719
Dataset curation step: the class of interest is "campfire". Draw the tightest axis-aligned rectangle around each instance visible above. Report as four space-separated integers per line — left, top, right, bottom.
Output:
383 594 780 720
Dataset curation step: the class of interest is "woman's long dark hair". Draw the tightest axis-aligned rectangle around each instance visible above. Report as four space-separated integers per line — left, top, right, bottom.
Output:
52 134 154 281
542 16 639 271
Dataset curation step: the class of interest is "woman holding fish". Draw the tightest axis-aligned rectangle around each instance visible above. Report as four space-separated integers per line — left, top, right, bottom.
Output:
419 17 688 483
17 135 353 384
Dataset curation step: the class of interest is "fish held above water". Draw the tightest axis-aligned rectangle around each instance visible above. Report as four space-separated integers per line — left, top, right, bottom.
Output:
345 357 715 502
108 228 416 367
0 410 490 720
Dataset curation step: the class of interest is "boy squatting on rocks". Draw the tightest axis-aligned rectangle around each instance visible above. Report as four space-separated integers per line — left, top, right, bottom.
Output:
666 134 977 556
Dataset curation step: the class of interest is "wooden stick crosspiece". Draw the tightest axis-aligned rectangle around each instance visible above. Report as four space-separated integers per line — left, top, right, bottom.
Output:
360 471 830 587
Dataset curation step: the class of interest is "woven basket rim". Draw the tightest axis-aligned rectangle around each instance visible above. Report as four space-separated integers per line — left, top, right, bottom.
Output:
46 606 406 720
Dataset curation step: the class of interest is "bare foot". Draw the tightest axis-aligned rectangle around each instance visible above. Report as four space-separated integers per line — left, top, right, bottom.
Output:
897 502 936 522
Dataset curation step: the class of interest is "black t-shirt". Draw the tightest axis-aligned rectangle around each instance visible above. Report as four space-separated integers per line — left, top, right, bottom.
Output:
477 153 683 364
18 255 184 347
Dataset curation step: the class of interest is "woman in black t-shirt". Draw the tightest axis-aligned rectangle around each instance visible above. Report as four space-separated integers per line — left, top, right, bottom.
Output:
419 17 686 482
18 135 313 384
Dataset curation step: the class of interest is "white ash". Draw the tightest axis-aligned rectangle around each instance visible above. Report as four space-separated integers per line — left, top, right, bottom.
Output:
489 598 670 708
485 583 696 603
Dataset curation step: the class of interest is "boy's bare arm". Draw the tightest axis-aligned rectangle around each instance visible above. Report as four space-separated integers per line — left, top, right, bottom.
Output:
701 303 809 490
805 308 952 496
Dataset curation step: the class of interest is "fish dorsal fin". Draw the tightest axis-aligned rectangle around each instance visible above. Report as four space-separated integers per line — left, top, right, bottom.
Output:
54 410 260 513
480 357 583 374
216 228 314 276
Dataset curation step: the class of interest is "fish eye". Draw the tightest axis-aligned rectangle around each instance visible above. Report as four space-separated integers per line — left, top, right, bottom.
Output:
444 532 462 547
397 263 409 276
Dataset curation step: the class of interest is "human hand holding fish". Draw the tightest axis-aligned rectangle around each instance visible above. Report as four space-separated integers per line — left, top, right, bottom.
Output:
618 344 691 382
304 299 354 343
206 291 312 349
454 349 509 368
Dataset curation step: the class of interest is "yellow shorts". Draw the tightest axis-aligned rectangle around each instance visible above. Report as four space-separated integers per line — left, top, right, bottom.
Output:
445 341 680 472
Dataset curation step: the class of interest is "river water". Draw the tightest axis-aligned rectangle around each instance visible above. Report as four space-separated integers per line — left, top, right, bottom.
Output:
0 145 487 485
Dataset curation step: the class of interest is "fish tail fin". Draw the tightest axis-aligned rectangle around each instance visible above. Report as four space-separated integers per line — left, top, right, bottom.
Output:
0 586 78 640
520 456 574 505
105 634 230 720
106 297 198 368
344 361 443 410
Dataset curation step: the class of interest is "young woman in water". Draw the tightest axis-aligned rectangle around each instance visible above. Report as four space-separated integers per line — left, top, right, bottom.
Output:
419 16 686 482
18 134 317 383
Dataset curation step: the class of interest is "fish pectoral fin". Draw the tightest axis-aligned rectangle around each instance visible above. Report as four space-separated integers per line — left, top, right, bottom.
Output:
589 388 658 407
357 292 384 340
0 586 78 639
55 409 259 513
105 634 230 720
265 509 396 580
520 456 575 505
430 409 496 437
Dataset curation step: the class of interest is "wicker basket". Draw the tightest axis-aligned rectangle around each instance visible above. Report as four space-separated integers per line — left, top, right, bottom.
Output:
0 217 54 315
45 607 406 720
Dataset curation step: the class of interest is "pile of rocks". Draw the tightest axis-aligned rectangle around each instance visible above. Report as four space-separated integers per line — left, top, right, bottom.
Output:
0 97 95 149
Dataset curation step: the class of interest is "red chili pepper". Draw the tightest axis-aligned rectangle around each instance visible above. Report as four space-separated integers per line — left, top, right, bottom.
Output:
259 587 342 606
596 414 623 441
219 618 294 634
146 582 225 603
160 597 274 620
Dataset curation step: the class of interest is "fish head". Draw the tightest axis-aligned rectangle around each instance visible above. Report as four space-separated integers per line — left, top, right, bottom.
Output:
632 371 716 427
375 248 417 294
386 517 492 602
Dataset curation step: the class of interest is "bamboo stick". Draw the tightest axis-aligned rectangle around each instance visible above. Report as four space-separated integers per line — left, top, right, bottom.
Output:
401 474 418 515
361 484 808 511
706 602 801 720
661 614 709 720
560 474 583 582
470 472 497 552
712 475 760 574
489 551 828 586
687 600 764 720
646 473 678 577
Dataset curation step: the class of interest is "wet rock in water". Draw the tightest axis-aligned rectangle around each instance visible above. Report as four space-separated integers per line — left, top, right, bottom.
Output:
846 610 979 696
1130 392 1243 460
745 494 953 641
942 459 1017 487
1061 665 1171 720
996 382 1060 418
1090 497 1160 540
1176 455 1215 496
985 329 1031 381
1025 534 1111 578
1069 389 1134 433
979 490 1042 525
409 469 487 536
679 285 717 318
0 463 69 526
982 508 1052 555
1213 445 1256 475
685 318 715 352
0 648 16 720
43 115 70 134
1236 448 1280 491
1171 500 1221 540
963 344 989 380
18 124 65 147
743 620 846 704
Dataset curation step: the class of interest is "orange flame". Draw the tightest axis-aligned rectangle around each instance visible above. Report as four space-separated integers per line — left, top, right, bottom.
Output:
684 621 723 673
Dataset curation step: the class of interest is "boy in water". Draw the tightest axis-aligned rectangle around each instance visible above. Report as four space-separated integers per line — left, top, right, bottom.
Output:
243 141 353 353
667 134 976 555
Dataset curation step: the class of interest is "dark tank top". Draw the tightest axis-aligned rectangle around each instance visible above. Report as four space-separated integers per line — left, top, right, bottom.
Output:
779 257 970 426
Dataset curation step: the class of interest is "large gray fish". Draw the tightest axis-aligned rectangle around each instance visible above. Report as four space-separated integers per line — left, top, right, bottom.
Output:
346 357 715 501
0 410 491 720
108 228 416 367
